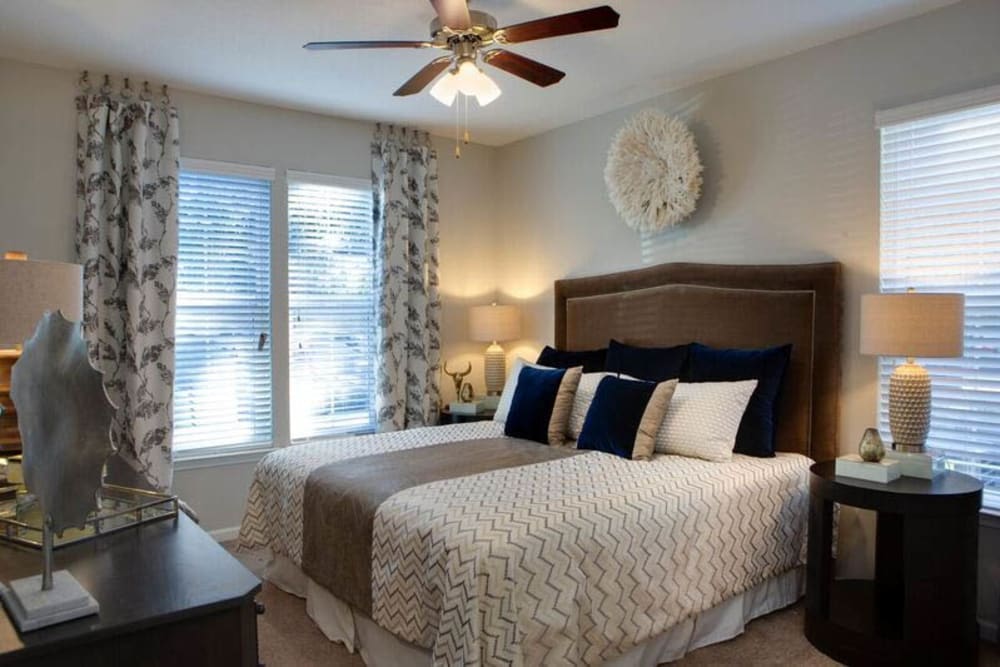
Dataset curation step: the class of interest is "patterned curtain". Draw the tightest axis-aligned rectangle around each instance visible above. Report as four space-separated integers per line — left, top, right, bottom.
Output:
372 125 441 431
75 74 179 492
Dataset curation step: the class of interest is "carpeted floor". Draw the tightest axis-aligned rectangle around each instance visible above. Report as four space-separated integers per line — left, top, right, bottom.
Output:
252 580 1000 666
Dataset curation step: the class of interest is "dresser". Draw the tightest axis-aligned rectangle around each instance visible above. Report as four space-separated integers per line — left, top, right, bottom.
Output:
0 513 261 666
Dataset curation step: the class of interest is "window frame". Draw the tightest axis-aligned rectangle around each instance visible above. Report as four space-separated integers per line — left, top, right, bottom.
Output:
173 160 378 465
174 158 278 463
286 170 377 443
876 84 1000 513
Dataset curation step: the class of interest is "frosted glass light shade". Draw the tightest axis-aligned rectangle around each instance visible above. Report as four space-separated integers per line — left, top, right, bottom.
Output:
0 258 83 348
860 293 964 358
429 60 501 107
469 304 520 343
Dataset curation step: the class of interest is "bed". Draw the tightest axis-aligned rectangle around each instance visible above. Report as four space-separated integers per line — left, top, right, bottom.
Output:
239 261 843 666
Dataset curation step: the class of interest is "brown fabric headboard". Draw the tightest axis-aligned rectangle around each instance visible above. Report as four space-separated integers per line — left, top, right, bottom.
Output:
554 262 842 462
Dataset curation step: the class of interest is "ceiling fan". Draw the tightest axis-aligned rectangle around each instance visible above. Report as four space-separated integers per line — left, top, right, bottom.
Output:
303 1 620 107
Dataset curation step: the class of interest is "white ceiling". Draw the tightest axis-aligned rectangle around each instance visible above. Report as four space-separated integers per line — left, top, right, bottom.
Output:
0 0 957 145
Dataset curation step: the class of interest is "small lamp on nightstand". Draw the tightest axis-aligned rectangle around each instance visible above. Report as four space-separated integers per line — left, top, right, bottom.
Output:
860 290 965 453
469 303 520 411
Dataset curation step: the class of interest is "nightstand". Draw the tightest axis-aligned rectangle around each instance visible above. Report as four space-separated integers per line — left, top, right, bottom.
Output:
439 406 496 425
0 514 261 666
805 460 982 666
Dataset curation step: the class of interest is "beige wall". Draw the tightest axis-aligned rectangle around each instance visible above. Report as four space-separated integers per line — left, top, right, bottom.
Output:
496 0 1000 457
0 57 498 534
494 0 1000 635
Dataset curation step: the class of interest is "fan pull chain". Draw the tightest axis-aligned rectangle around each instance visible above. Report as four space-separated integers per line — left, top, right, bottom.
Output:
463 94 470 145
454 95 461 159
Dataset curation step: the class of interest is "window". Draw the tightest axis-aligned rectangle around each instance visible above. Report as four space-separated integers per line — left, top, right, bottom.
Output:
174 161 274 453
878 87 1000 510
288 172 376 440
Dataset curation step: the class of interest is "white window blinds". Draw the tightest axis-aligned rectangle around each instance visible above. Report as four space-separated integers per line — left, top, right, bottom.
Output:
878 93 1000 510
288 172 376 440
175 164 273 452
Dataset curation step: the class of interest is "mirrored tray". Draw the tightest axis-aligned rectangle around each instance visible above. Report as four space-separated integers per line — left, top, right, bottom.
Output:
0 483 178 549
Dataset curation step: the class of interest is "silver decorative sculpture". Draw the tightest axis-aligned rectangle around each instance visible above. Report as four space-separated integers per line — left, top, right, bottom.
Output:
0 311 116 631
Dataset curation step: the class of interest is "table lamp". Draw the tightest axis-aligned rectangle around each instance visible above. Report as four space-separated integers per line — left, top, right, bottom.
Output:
860 290 964 452
0 255 84 455
0 254 83 347
469 303 520 410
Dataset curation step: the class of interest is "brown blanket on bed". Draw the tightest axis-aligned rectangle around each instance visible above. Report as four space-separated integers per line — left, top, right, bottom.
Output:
301 437 580 615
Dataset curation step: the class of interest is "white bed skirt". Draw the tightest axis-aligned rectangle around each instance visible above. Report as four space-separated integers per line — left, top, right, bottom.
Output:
266 555 804 666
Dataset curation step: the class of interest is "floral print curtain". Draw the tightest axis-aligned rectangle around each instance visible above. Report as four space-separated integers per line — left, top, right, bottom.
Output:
75 74 179 491
372 125 441 431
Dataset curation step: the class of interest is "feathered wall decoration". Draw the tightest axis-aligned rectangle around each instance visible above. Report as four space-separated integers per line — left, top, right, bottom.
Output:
604 109 703 232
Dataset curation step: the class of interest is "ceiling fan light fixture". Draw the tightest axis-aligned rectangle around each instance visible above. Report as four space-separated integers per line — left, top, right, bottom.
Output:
429 71 460 106
430 58 501 107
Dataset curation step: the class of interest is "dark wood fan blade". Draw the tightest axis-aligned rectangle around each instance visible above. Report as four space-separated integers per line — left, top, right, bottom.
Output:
394 57 453 96
497 5 619 44
483 50 565 87
303 40 433 50
429 0 472 30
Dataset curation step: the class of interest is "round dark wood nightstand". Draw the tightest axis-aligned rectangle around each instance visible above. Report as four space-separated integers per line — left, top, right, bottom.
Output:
439 406 496 425
805 460 982 666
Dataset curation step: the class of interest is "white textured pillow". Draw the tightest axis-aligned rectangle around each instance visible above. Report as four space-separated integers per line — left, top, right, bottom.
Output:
568 372 638 440
655 380 758 461
493 358 546 422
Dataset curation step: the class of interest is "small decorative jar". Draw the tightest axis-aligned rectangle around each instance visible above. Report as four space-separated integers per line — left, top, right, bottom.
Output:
858 427 886 462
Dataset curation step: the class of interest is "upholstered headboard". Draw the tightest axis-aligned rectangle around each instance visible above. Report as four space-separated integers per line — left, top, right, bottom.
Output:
554 262 842 462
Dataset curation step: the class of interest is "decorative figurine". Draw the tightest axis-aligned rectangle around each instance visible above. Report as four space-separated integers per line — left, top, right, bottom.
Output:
444 360 474 402
0 311 116 631
858 427 886 463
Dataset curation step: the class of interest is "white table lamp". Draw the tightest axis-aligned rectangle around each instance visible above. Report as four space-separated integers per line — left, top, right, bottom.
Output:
469 303 520 403
860 290 964 452
0 255 83 348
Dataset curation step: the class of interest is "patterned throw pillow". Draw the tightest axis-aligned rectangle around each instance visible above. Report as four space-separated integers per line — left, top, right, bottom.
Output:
683 343 792 457
504 366 583 445
654 380 758 461
577 377 678 460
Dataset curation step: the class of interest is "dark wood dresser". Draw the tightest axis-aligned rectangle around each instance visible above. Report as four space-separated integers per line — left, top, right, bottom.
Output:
0 513 261 666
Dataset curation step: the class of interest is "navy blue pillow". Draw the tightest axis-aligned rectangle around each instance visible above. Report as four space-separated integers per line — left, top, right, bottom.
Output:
605 339 689 382
577 376 658 459
504 366 567 444
683 343 792 457
536 345 607 373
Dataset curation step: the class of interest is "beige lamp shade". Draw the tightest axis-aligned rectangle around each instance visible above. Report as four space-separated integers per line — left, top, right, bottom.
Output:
469 303 520 343
859 292 964 358
0 257 84 348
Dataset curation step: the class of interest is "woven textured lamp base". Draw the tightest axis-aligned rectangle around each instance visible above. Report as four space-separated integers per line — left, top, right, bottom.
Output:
889 360 931 452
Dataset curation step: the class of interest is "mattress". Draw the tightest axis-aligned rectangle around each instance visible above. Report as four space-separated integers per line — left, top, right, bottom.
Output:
239 422 811 666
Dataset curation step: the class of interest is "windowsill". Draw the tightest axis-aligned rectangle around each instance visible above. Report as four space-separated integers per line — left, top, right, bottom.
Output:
981 508 1000 530
173 444 274 471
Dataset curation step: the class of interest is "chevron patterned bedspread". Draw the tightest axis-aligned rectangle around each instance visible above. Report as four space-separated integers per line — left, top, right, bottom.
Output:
239 421 812 666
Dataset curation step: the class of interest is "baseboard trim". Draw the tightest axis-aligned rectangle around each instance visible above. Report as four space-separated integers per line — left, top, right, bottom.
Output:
210 526 241 543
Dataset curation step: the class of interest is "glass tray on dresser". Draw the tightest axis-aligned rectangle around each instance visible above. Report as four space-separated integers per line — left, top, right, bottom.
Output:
0 483 179 549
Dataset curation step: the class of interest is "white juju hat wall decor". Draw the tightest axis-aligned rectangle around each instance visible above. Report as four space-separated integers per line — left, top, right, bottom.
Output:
604 109 703 232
